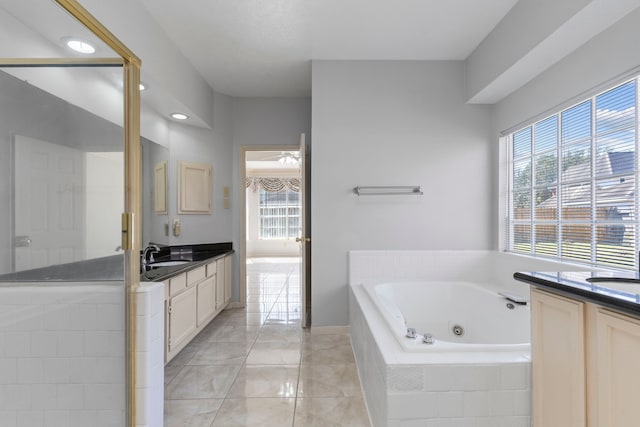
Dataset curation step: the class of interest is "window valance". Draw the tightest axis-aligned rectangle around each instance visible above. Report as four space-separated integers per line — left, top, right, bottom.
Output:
246 177 300 193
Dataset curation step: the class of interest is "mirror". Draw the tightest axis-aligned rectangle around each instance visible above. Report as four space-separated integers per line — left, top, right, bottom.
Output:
142 137 170 247
0 67 169 274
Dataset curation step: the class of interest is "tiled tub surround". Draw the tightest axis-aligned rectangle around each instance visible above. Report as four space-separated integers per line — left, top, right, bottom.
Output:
348 250 590 427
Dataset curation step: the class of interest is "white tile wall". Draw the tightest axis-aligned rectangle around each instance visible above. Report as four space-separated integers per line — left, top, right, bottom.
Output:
0 283 126 427
135 282 164 427
349 251 533 426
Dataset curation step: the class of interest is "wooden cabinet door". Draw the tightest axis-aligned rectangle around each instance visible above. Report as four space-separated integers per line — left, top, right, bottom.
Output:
531 288 586 427
215 258 225 310
168 286 197 353
197 277 215 326
224 254 232 304
595 308 640 427
178 160 211 214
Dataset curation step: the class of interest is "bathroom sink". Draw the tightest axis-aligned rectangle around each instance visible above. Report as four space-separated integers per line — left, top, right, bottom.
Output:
148 260 190 267
586 277 640 296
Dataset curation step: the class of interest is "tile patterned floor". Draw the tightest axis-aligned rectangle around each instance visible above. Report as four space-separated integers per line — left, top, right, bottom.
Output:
164 258 372 427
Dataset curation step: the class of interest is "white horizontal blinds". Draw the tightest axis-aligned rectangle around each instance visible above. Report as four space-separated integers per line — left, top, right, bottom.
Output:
508 78 639 269
511 127 532 254
534 116 559 257
594 80 636 267
560 100 593 264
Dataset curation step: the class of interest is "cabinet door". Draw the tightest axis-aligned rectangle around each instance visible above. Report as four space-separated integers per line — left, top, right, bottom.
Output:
168 286 197 353
595 308 640 427
531 288 585 427
215 258 225 310
224 254 232 304
197 277 215 326
178 160 211 214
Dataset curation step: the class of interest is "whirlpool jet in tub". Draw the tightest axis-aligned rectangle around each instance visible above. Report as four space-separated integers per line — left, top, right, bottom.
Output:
366 280 530 353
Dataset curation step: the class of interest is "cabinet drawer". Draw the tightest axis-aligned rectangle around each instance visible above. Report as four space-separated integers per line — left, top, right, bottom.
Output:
206 261 217 277
187 265 207 286
169 274 187 297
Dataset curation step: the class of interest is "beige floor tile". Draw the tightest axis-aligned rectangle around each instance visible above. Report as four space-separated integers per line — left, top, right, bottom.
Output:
164 364 184 386
244 301 274 314
197 324 261 343
187 341 253 365
293 397 371 427
165 259 369 427
210 397 296 427
165 365 240 399
227 365 299 398
302 337 356 365
221 312 270 326
246 341 302 365
164 398 223 427
256 324 303 343
298 364 362 397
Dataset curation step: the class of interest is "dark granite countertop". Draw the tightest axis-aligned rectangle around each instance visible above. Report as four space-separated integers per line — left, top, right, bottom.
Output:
514 270 640 316
0 242 233 283
140 242 233 282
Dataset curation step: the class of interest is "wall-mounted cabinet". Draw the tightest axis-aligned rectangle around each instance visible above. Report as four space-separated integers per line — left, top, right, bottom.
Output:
178 160 211 214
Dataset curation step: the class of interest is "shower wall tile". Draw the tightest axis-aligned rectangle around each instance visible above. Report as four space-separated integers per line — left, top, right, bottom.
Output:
0 283 127 425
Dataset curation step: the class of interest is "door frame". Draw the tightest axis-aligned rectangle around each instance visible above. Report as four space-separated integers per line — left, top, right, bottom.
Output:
239 144 301 309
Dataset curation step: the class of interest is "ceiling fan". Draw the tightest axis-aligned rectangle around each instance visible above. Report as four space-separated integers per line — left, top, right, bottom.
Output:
262 151 300 165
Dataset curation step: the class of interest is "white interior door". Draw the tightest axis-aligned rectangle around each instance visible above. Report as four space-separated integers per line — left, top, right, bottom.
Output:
14 135 84 271
296 133 310 327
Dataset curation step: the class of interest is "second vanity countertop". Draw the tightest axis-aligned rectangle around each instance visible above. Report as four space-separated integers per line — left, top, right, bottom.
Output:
514 270 640 317
140 242 233 282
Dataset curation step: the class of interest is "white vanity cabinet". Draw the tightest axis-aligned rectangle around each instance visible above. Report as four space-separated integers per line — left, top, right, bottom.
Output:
531 287 640 427
164 253 232 363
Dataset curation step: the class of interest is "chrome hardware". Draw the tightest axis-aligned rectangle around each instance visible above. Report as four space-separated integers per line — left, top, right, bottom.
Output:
452 325 464 336
498 291 528 305
406 327 417 339
353 186 423 196
423 333 435 344
14 236 32 248
141 244 161 270
295 236 311 243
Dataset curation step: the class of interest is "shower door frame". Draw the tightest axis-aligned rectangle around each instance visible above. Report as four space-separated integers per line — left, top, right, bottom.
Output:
1 0 142 424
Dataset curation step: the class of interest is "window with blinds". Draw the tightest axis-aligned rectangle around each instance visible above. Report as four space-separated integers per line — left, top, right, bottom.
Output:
508 79 637 269
259 189 301 240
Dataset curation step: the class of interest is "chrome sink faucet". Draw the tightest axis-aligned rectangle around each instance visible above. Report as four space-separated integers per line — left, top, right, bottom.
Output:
141 244 161 269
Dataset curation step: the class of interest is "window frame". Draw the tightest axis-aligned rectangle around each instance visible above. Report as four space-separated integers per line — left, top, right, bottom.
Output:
505 77 639 270
258 188 301 240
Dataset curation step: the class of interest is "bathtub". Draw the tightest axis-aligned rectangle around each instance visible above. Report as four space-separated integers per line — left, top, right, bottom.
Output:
349 250 590 427
366 281 530 353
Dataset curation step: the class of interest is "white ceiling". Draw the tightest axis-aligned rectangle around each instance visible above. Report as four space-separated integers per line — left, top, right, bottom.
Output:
137 0 519 97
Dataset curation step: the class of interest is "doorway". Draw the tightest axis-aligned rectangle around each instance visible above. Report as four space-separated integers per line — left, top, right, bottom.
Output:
240 140 310 327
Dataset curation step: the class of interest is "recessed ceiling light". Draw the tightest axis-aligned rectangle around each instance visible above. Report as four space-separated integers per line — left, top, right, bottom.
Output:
171 113 188 120
65 39 96 54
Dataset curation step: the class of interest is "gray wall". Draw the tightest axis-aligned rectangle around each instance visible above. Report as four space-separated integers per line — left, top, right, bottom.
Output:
230 97 312 264
311 60 493 326
167 91 234 245
493 7 640 134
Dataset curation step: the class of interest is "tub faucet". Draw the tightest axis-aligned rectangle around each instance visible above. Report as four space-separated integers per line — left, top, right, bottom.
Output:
141 244 161 269
406 328 417 339
423 333 435 345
